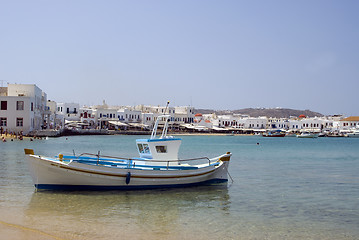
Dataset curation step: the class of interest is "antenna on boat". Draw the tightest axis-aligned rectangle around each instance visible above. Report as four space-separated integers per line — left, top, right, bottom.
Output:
164 101 170 114
161 101 171 139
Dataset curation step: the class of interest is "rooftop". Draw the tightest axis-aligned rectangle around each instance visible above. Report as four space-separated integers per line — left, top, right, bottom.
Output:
340 116 359 121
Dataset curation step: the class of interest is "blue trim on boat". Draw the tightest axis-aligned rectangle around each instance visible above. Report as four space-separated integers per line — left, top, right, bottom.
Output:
53 156 217 170
50 155 220 172
74 159 203 170
34 179 228 191
136 138 181 142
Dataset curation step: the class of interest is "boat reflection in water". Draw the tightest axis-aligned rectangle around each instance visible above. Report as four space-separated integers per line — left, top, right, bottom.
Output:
25 185 230 239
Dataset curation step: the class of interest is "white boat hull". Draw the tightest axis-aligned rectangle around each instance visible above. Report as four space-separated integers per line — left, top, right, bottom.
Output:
296 133 319 138
347 133 359 138
26 154 231 190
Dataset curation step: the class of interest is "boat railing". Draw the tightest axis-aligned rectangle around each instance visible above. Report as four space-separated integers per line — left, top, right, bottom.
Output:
71 152 216 168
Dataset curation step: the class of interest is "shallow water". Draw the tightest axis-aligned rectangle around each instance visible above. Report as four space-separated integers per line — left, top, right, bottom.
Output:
1 135 358 239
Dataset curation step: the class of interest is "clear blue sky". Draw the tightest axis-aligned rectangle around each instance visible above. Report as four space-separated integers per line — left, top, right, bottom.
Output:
1 0 358 116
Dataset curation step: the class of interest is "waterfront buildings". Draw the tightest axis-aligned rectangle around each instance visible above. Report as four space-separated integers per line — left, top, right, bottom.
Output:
50 101 356 134
340 116 359 130
0 84 48 134
1 83 358 136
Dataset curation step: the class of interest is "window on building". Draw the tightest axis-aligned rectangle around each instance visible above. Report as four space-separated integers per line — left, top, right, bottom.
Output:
16 101 24 110
74 108 77 114
16 118 23 127
31 102 34 111
0 118 6 126
0 101 7 110
66 108 69 114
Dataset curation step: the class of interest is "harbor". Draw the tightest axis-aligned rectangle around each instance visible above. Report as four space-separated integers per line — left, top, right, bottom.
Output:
1 84 359 139
1 134 359 239
1 1 359 238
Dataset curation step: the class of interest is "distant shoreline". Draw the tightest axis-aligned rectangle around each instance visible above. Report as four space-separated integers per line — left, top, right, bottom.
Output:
25 128 255 138
1 131 253 141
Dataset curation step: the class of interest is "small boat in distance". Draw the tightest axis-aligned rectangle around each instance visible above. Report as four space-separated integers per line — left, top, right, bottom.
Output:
285 130 298 137
24 103 232 190
262 129 286 137
347 129 359 138
296 132 319 138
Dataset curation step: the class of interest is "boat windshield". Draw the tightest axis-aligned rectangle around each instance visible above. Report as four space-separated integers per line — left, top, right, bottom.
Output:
137 143 150 154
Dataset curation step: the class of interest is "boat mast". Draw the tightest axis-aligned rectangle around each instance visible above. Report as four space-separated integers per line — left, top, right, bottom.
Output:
150 101 170 139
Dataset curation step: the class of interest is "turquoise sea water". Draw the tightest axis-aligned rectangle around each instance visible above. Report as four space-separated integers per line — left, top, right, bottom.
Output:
1 135 359 239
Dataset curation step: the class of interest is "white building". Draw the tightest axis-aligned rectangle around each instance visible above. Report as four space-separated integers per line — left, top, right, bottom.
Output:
288 118 302 130
142 112 155 128
57 102 80 121
217 115 241 128
84 104 142 129
244 117 267 129
173 106 194 124
298 117 323 131
46 100 63 129
79 107 96 127
339 116 359 130
0 84 47 134
266 117 289 129
135 105 194 127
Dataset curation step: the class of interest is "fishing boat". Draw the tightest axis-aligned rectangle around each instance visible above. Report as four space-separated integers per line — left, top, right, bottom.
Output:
24 108 232 190
262 129 286 137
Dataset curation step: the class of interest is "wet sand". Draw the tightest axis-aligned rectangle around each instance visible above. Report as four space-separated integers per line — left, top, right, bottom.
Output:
0 220 64 240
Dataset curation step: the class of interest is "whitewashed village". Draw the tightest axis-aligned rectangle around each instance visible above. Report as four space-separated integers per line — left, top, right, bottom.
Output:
1 83 359 138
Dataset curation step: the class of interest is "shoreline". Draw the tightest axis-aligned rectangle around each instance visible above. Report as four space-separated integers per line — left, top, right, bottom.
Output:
22 128 255 138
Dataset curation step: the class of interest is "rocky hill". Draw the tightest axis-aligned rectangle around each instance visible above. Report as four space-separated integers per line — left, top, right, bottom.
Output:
195 108 323 118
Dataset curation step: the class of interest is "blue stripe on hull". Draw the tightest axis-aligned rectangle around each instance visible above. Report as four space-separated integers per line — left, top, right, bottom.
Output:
35 179 228 191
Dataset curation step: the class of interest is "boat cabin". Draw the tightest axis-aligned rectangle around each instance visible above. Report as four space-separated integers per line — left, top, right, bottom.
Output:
136 137 182 161
135 113 183 165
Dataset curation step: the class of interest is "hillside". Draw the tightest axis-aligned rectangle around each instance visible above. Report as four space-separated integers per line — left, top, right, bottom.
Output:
195 108 323 118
